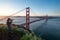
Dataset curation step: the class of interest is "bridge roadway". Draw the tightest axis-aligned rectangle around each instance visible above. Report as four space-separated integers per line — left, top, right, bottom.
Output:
20 18 44 25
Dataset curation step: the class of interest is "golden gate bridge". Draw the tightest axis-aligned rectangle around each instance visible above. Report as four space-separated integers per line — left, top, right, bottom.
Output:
0 7 48 30
0 0 49 30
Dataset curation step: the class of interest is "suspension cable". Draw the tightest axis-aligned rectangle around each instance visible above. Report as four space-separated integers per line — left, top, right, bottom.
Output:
1 8 26 20
30 8 39 17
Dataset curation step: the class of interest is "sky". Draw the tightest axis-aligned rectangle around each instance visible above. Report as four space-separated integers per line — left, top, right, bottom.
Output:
0 0 60 16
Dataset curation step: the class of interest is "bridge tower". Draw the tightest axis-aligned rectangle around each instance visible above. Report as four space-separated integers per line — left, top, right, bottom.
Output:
26 7 30 30
45 15 48 21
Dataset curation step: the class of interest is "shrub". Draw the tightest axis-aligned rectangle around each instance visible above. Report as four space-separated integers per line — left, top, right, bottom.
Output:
0 27 41 40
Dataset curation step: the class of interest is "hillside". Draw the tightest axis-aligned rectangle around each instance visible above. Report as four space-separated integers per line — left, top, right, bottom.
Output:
0 24 42 40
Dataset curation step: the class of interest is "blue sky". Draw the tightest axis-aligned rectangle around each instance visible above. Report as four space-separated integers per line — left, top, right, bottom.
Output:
0 0 60 16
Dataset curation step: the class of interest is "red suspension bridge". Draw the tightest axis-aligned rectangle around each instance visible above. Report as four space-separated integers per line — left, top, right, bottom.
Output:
0 7 48 30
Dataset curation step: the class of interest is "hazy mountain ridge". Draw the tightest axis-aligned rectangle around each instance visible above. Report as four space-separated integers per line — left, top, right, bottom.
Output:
0 16 60 19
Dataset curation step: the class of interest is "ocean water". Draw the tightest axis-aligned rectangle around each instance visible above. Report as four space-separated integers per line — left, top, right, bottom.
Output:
0 17 60 40
32 18 60 40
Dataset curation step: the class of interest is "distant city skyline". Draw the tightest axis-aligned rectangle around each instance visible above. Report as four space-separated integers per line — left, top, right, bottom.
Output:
0 0 60 16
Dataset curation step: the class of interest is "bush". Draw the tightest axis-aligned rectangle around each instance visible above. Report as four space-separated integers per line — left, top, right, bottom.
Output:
0 27 41 40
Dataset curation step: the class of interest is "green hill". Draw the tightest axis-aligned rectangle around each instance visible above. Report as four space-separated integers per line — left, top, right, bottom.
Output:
0 25 42 40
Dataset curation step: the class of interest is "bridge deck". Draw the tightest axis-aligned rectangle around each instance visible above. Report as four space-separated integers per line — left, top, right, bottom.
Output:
20 18 44 25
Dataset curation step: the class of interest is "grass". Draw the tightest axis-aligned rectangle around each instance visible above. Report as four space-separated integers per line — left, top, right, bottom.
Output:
0 24 42 40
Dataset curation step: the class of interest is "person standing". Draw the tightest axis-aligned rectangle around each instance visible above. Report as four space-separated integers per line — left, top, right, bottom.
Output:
7 18 13 32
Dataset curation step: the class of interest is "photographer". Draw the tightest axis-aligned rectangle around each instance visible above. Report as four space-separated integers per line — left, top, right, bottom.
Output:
7 18 13 32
